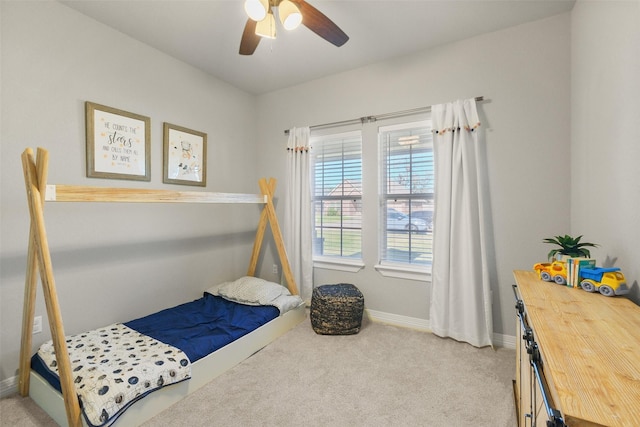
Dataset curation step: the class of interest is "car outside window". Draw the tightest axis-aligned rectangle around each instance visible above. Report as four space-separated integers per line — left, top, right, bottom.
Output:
379 120 433 267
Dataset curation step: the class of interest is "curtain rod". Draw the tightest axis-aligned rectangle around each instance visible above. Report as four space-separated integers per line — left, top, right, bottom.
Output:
284 96 484 135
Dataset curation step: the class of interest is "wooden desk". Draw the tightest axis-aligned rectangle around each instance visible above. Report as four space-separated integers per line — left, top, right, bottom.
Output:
513 270 640 426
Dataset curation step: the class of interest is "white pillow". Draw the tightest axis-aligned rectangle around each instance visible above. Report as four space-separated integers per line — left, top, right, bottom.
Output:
206 276 290 306
275 294 305 313
206 276 303 314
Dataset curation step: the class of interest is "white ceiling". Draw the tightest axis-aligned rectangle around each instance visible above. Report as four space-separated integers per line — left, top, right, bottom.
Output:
60 0 575 95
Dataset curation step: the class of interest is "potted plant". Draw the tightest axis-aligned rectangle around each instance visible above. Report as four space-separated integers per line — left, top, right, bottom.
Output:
543 234 597 261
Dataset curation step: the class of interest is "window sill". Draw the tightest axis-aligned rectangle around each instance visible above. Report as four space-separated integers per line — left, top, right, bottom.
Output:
313 257 365 273
374 263 431 282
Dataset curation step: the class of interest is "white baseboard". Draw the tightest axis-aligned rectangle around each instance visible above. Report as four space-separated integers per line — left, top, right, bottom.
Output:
365 309 516 349
1 376 18 398
492 332 516 349
365 309 431 332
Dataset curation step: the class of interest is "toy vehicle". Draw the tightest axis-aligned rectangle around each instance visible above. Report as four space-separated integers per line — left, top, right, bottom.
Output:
533 261 567 285
579 267 629 297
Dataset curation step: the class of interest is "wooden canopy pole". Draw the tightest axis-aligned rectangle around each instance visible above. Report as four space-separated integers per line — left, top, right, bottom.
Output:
20 148 82 427
18 148 48 396
247 178 275 279
247 178 298 296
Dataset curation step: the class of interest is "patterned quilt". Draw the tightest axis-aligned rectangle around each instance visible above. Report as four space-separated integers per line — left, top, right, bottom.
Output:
36 323 191 427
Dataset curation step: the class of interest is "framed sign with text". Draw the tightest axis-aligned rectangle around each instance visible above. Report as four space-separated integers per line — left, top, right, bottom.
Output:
163 122 207 187
86 101 151 181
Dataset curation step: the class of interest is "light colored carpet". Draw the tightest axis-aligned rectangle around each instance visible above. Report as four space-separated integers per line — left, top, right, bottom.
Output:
0 315 516 426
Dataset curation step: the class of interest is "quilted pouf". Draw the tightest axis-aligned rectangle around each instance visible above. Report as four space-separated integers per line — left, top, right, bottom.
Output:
310 283 364 335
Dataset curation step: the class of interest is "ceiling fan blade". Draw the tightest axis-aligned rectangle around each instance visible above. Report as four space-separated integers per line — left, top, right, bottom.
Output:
292 0 349 47
239 19 261 55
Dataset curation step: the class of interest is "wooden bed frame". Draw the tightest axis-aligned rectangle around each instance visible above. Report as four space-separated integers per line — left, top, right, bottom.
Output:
19 147 304 427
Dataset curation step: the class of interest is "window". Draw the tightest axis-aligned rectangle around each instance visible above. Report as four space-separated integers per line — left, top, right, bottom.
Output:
379 120 433 268
309 118 432 279
311 131 362 261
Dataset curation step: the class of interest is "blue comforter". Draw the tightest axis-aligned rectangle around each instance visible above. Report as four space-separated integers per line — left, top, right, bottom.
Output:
124 292 280 362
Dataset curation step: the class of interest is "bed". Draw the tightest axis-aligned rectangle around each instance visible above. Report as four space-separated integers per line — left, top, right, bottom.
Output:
18 148 305 427
30 277 304 426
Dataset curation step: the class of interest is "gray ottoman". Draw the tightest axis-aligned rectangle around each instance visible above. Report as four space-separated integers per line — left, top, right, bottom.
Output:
310 283 364 335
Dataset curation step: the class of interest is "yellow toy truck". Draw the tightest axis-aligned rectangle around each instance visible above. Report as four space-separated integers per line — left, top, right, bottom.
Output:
533 261 567 285
579 267 629 297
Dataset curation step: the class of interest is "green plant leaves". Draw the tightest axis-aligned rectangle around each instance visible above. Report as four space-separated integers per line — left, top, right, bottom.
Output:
543 234 597 260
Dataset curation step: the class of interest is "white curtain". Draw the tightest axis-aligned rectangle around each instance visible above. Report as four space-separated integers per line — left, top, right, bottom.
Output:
284 127 313 302
430 99 493 348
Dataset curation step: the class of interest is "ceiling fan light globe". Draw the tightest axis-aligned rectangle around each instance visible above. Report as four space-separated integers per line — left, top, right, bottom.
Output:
255 12 277 39
279 0 302 30
282 13 302 30
244 0 268 22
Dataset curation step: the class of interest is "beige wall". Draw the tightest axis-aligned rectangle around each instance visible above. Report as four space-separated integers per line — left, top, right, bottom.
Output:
0 1 260 384
254 13 573 340
571 0 640 303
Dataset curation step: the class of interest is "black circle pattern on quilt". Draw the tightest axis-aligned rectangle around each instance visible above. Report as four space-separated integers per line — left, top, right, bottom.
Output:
38 323 191 427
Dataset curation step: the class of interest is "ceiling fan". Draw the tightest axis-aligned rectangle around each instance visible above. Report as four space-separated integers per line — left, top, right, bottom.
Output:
239 0 349 55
